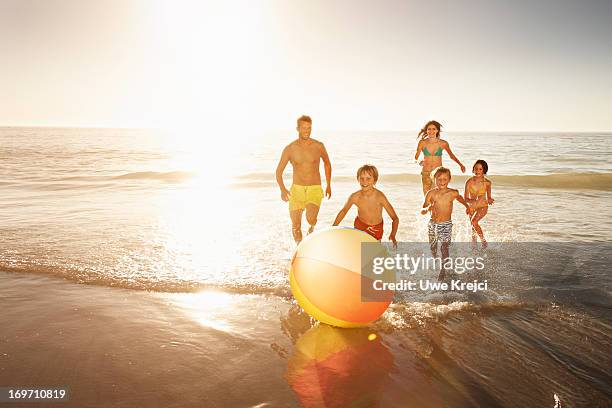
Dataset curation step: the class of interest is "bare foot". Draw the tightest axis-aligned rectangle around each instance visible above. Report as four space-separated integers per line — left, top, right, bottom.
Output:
307 224 315 234
481 240 488 250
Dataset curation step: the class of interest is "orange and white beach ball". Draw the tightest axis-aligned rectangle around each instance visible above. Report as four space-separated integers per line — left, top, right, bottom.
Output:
290 227 393 328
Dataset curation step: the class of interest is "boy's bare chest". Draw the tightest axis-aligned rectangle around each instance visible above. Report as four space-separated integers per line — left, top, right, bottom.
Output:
432 191 454 206
356 194 381 209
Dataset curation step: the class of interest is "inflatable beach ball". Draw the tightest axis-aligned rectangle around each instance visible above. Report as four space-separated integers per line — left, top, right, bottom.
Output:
290 227 394 328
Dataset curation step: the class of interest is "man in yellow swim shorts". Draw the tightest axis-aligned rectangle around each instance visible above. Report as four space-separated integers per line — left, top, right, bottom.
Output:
275 115 332 243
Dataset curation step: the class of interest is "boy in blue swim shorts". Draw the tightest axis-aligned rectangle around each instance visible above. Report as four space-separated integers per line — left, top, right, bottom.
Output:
421 167 472 280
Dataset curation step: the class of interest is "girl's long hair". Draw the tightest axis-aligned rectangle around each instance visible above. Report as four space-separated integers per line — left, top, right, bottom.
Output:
417 120 442 141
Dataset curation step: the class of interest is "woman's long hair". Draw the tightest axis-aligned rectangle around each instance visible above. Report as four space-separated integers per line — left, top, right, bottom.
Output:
417 120 442 141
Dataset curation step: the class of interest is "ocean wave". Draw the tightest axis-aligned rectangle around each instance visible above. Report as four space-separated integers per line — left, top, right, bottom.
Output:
1 263 530 333
3 171 196 191
0 263 292 297
9 171 612 191
231 172 612 191
374 300 524 331
490 173 612 190
0 262 500 304
235 172 273 181
112 171 195 182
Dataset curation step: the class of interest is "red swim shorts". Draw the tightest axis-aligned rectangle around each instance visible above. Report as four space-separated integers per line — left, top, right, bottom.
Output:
354 217 384 241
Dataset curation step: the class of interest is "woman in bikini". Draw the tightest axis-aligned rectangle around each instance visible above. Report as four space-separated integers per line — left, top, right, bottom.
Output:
464 159 494 248
414 120 466 195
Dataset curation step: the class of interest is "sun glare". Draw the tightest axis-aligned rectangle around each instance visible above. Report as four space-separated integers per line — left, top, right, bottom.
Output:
157 124 256 188
150 1 271 131
172 290 237 332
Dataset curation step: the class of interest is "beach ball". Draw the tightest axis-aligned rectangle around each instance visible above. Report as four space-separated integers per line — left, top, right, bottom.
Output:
290 227 394 328
286 324 394 408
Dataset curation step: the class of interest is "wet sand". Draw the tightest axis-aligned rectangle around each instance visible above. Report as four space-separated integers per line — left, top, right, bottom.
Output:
1 272 299 407
2 271 610 408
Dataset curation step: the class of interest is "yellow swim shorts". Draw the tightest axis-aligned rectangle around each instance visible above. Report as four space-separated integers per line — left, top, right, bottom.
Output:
289 184 324 211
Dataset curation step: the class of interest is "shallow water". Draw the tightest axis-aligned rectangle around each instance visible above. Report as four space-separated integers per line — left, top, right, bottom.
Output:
1 127 611 293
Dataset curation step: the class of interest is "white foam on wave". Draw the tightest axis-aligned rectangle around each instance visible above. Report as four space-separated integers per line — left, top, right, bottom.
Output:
375 301 473 330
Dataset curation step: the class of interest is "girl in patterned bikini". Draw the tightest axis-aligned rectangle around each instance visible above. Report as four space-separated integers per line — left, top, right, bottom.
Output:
464 160 494 249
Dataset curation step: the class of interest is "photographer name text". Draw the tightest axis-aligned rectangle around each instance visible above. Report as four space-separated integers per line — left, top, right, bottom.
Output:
373 279 488 293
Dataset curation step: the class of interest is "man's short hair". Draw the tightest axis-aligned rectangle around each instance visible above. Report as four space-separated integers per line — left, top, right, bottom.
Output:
297 115 312 125
356 164 379 183
432 166 451 180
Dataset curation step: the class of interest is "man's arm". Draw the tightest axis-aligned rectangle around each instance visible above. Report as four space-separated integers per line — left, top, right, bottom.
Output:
443 142 465 173
332 194 354 226
381 193 399 247
321 143 332 199
275 146 291 201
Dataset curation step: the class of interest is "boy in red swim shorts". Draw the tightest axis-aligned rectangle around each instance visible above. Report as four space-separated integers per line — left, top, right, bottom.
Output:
333 164 399 247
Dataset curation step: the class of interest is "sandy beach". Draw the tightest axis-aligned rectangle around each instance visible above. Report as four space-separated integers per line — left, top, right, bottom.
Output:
1 271 298 407
2 269 610 407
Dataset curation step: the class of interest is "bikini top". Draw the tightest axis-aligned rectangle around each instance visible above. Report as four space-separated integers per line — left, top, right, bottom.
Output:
423 146 443 157
469 180 487 196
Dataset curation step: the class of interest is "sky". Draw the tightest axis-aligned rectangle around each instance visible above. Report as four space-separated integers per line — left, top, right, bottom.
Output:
1 0 611 132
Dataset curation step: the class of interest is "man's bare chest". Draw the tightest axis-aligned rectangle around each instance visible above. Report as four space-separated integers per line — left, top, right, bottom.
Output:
290 148 320 165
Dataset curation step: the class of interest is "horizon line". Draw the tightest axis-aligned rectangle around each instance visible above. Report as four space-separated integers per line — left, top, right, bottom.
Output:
1 124 612 134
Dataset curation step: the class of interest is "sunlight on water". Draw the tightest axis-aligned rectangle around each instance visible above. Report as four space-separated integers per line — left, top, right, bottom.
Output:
170 290 237 332
158 126 262 185
152 181 252 283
